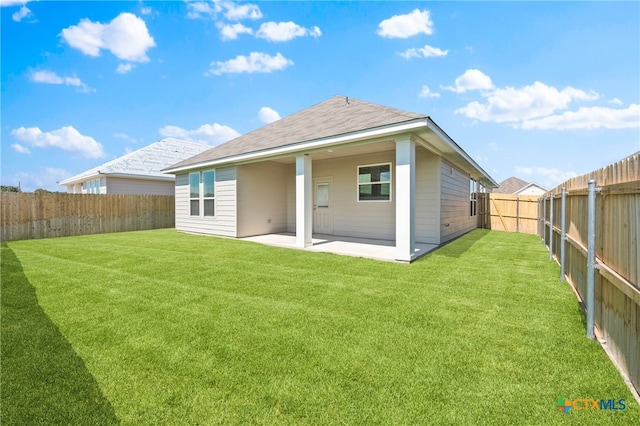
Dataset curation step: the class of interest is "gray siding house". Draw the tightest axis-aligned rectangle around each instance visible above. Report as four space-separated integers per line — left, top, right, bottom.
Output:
164 96 497 261
59 138 210 195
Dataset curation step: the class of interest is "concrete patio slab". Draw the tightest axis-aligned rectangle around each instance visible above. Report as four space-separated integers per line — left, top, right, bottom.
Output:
240 233 438 262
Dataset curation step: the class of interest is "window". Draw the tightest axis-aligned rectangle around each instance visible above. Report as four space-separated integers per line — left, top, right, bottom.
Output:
189 170 215 217
470 178 477 217
189 173 200 216
358 163 391 201
84 178 101 194
203 170 215 217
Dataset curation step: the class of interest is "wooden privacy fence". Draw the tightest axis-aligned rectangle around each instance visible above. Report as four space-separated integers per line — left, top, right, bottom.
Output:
540 152 639 395
478 193 539 234
1 193 175 242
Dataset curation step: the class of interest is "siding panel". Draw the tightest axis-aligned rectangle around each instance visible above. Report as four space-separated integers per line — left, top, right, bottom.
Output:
175 167 237 237
440 159 477 242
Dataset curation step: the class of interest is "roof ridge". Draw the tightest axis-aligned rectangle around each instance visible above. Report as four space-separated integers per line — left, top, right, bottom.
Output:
344 95 426 120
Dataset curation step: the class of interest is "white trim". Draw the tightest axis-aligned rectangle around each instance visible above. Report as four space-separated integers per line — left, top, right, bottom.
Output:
163 119 428 174
60 172 175 186
356 162 392 203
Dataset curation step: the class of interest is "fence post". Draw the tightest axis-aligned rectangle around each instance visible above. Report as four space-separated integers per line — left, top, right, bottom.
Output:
586 179 597 340
549 194 554 260
560 187 566 282
542 196 547 247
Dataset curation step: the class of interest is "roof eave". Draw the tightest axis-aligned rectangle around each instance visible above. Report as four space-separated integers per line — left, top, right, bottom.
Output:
424 118 498 188
162 118 429 174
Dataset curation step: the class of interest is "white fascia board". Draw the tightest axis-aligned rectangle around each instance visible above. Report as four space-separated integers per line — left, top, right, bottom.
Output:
162 119 429 174
106 173 175 181
58 172 101 186
425 118 498 188
59 172 174 185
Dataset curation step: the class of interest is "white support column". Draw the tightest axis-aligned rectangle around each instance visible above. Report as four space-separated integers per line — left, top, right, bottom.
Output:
296 154 313 248
395 137 415 261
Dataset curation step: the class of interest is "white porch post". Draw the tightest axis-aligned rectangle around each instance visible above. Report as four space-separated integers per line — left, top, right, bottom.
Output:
296 154 313 247
395 137 415 261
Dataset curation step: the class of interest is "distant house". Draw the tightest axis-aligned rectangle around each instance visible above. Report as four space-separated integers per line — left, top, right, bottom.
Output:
164 96 498 261
59 138 210 195
494 177 547 196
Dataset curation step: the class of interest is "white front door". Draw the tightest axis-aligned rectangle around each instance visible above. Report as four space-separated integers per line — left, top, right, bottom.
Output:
313 177 333 234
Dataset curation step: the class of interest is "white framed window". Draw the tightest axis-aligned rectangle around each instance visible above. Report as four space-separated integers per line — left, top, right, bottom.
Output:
189 170 216 217
189 173 200 216
470 178 477 217
84 178 101 194
357 163 391 202
202 170 215 217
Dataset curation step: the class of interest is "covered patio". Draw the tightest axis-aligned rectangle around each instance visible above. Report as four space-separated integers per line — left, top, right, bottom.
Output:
240 233 438 262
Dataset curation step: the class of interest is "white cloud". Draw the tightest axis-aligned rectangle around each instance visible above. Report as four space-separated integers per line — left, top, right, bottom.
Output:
187 1 262 20
140 6 154 15
12 5 31 21
399 44 448 59
113 132 138 143
159 123 240 145
0 0 27 6
456 81 600 123
609 98 623 105
258 106 281 123
519 104 640 130
217 22 253 40
256 21 321 42
221 0 262 20
186 1 217 19
207 52 293 75
418 85 440 98
30 70 93 93
116 63 134 74
377 9 434 38
442 69 494 93
515 166 578 187
11 126 105 158
11 167 71 192
11 143 30 154
61 12 155 62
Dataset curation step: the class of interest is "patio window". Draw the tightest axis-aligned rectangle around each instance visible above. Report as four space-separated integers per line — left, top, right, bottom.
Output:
190 170 216 217
358 163 391 201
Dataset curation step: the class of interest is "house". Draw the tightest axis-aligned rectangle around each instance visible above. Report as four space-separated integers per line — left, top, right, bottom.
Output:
59 138 211 195
163 96 498 261
494 177 547 196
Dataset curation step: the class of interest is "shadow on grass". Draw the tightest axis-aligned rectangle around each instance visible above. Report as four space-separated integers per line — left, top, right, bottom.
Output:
1 243 119 425
419 228 491 260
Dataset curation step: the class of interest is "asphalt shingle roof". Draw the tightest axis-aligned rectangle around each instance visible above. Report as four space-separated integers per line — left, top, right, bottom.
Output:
494 176 530 194
167 95 427 170
60 138 211 184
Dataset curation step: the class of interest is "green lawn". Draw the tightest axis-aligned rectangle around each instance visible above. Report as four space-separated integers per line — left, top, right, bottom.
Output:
2 229 638 425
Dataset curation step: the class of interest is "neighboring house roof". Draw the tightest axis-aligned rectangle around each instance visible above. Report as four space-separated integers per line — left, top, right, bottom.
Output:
60 138 211 186
494 176 548 194
495 177 530 194
164 95 498 188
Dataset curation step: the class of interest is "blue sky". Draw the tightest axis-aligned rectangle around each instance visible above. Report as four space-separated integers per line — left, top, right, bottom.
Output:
2 1 639 191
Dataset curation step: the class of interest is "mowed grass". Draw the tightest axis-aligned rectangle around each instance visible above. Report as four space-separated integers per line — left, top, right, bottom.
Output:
2 229 638 425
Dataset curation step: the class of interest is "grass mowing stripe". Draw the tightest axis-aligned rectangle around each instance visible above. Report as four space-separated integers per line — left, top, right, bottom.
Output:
3 229 638 425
